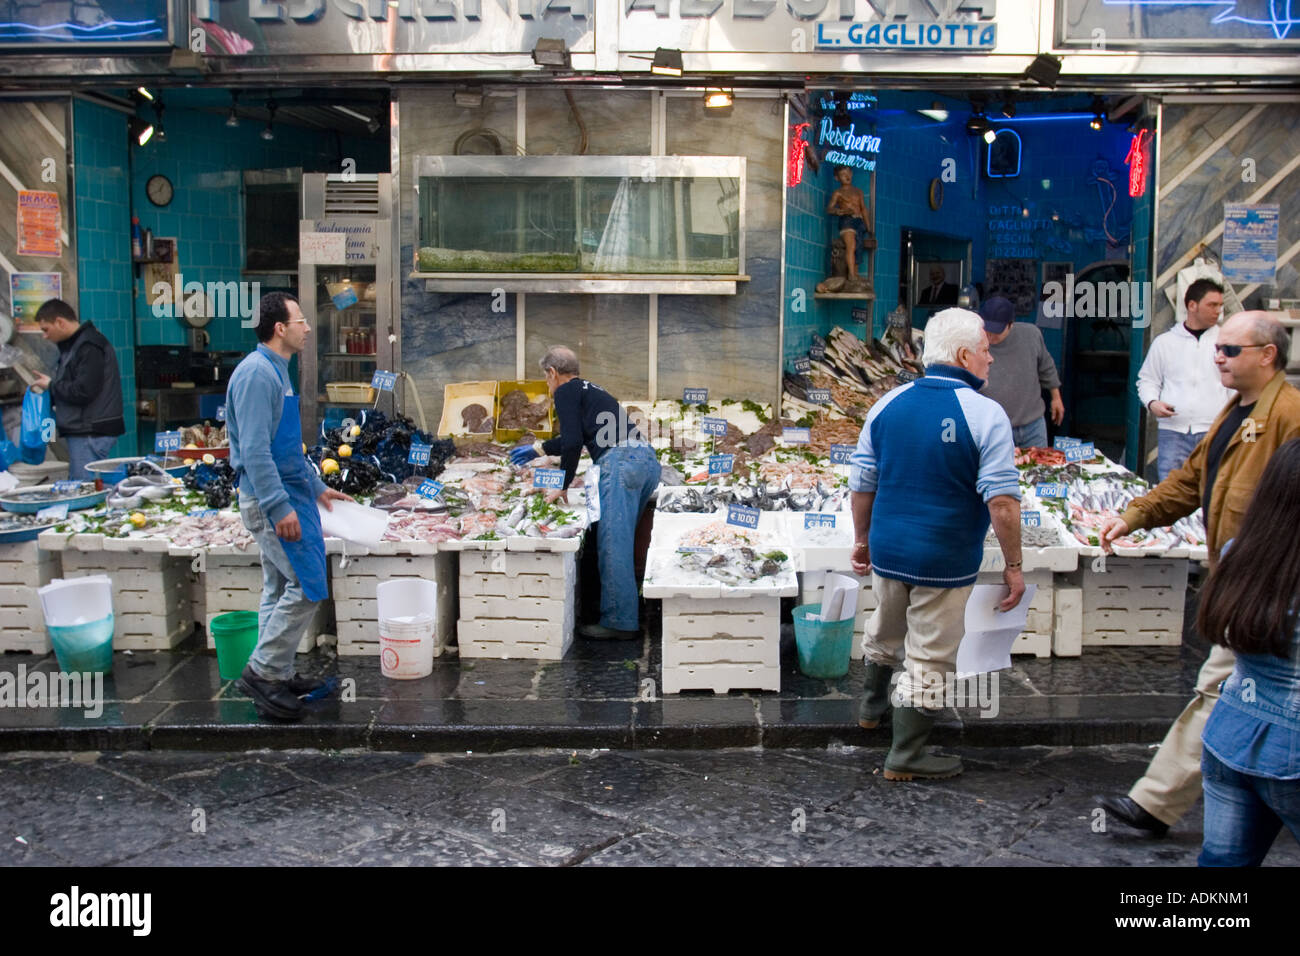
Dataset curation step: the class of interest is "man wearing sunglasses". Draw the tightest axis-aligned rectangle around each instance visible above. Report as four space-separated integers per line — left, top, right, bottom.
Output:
1094 311 1300 837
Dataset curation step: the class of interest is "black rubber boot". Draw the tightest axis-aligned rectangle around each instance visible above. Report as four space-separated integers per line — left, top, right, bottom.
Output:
857 662 894 729
883 706 962 781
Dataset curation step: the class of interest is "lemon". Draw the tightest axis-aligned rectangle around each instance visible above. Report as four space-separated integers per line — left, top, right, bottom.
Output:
338 444 352 458
129 512 147 528
182 458 195 465
301 443 307 454
321 458 339 475
349 425 361 438
202 453 216 465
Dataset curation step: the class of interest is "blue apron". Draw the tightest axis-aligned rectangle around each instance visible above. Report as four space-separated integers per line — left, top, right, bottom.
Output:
260 353 329 602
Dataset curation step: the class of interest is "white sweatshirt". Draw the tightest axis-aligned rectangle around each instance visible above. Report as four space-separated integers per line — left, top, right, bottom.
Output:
1136 322 1234 435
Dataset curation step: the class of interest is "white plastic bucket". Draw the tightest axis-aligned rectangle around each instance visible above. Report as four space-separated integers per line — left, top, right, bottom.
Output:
38 575 114 627
376 579 438 680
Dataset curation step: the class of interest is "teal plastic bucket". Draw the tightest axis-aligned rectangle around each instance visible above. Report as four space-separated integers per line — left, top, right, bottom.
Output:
793 603 855 679
48 614 115 674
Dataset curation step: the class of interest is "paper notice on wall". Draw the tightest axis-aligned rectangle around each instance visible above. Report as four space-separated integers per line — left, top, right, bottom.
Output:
300 231 347 265
1222 203 1279 285
16 190 61 258
10 272 61 330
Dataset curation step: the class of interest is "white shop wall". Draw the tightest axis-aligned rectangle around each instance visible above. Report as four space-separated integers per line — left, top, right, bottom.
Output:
396 87 783 423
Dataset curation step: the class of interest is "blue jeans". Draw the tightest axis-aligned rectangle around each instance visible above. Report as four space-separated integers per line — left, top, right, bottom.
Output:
1157 429 1206 482
1199 749 1300 867
595 443 660 632
239 500 322 680
1012 417 1047 450
65 435 116 481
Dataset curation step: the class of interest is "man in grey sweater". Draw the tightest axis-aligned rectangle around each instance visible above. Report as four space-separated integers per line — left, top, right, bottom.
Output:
978 296 1064 449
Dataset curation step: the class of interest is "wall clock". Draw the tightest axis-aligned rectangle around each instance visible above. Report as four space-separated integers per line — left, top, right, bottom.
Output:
146 174 173 207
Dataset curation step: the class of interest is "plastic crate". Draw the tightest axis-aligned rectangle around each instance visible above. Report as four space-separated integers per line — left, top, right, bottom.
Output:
493 379 553 444
437 381 499 438
660 595 781 692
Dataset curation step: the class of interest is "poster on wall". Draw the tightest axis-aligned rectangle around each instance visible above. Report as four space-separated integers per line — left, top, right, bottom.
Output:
10 271 61 331
984 258 1037 315
1222 203 1280 285
16 190 61 258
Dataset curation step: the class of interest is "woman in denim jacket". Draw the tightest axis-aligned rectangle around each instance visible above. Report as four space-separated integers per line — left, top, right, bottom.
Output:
1196 437 1300 866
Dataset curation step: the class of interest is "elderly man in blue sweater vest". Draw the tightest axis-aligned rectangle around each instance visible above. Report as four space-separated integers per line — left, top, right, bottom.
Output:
849 308 1025 780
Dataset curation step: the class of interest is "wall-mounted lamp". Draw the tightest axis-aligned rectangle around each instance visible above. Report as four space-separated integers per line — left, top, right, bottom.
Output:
650 48 683 76
1089 97 1105 131
262 99 277 141
453 86 484 108
128 116 154 147
152 101 166 144
226 92 239 128
531 38 571 69
1023 53 1062 88
703 89 733 113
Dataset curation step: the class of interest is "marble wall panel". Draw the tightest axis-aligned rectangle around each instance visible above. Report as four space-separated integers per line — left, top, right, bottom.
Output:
525 90 651 156
522 294 650 399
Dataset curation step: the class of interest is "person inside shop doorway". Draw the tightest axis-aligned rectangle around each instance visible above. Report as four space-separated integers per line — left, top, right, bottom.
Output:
509 346 658 641
1193 437 1300 866
227 292 351 721
1137 279 1232 481
978 296 1064 450
1095 311 1300 837
30 298 125 480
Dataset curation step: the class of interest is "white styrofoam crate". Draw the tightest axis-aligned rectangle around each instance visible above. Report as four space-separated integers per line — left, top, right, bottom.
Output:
1085 606 1184 631
331 551 456 658
661 661 780 694
1083 629 1181 647
0 628 51 654
663 636 779 667
1083 586 1185 613
459 572 562 601
458 549 575 579
1011 631 1052 658
1053 585 1083 657
459 595 569 622
0 541 58 588
1075 557 1189 588
457 617 575 660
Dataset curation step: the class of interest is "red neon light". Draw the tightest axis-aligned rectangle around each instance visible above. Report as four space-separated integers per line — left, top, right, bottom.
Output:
1125 129 1151 198
787 122 811 187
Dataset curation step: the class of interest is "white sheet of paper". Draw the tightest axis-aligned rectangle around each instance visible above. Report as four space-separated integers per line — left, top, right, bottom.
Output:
318 499 389 548
819 572 859 622
955 583 1036 677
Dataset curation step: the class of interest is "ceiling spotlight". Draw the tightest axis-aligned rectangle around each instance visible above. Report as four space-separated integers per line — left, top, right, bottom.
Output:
1023 53 1062 88
703 89 733 111
153 101 166 143
1089 96 1105 130
531 37 570 69
262 98 277 141
983 127 997 144
128 116 154 147
999 98 1016 118
917 108 949 122
966 109 991 137
650 47 683 77
136 86 155 102
366 114 381 134
226 92 239 128
453 86 484 108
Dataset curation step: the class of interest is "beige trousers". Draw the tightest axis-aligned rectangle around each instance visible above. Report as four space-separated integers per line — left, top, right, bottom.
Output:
1129 643 1237 826
862 571 972 709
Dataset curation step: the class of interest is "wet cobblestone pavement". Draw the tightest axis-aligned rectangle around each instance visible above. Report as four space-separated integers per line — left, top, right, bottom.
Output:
3 745 1298 866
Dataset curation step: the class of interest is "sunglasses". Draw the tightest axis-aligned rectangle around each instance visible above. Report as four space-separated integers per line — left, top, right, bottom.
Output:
1215 343 1269 358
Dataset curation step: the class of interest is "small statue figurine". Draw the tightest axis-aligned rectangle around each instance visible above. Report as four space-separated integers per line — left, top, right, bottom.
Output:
824 165 873 293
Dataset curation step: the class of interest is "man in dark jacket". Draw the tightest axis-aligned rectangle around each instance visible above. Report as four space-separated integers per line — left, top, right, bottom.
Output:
31 299 125 480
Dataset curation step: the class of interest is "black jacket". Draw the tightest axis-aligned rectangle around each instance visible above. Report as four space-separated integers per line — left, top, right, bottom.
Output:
51 322 125 437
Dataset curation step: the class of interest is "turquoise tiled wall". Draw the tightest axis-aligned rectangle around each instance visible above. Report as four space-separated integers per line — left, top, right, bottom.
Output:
73 99 136 458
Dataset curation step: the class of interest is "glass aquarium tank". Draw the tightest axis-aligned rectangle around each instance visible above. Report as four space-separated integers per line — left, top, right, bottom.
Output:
415 155 744 275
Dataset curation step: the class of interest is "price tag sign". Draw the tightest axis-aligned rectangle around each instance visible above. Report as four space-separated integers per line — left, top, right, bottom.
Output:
1053 436 1082 449
809 344 826 361
371 370 398 392
829 443 854 465
155 430 182 453
682 387 708 405
700 417 728 436
188 508 218 519
215 404 226 422
36 503 69 521
707 454 734 476
793 356 811 374
808 388 832 404
1021 511 1042 528
804 513 836 530
783 427 811 445
533 468 565 489
852 307 869 324
408 442 432 466
416 479 443 500
677 546 712 554
896 370 919 383
726 503 760 530
52 480 82 494
1064 442 1096 462
1035 482 1067 499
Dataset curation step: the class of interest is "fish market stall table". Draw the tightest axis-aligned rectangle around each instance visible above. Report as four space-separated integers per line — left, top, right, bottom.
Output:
0 540 59 654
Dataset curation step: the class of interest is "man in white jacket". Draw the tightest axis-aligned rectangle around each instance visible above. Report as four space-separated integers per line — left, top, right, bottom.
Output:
1137 279 1233 480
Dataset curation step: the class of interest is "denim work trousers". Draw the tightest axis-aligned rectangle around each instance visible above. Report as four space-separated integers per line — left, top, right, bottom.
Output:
1199 749 1300 866
1156 429 1206 483
65 434 116 481
239 500 321 680
595 443 659 632
1011 417 1048 451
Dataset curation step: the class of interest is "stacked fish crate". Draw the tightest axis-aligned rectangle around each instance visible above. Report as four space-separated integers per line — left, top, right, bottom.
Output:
1070 556 1188 647
453 537 579 660
329 542 455 657
0 541 59 654
45 535 193 650
645 513 796 694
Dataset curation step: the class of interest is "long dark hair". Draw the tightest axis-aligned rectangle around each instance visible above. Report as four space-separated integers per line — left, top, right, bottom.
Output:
1197 438 1300 657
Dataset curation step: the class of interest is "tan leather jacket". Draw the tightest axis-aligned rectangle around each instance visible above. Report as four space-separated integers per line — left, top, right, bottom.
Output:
1121 370 1300 568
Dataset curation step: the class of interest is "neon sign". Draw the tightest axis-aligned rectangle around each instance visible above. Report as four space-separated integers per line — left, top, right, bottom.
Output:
1125 129 1151 198
817 118 882 173
787 123 811 187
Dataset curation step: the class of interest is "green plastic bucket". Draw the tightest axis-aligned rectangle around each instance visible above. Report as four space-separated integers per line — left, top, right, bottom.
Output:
793 603 855 679
210 611 260 681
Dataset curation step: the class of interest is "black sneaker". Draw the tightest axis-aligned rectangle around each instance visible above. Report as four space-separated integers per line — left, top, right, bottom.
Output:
286 673 327 695
237 665 305 722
